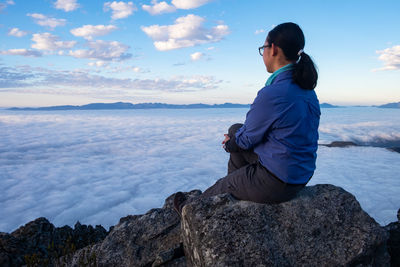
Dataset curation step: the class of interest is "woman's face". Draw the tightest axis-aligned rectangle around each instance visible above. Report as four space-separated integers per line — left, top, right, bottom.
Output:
262 41 272 73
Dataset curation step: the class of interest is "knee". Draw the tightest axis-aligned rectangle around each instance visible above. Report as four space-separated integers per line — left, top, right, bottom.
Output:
228 123 243 137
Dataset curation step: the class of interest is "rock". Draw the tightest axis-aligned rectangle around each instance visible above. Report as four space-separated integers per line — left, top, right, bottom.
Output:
152 243 185 267
181 184 390 266
385 208 400 267
2 186 396 266
59 190 201 267
387 147 400 154
324 141 359 147
0 232 26 267
0 217 108 267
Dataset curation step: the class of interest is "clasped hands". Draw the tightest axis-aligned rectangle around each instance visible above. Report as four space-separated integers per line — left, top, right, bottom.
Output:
222 134 230 149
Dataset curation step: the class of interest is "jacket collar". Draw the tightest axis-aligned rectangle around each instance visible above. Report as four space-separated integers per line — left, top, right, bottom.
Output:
271 69 292 85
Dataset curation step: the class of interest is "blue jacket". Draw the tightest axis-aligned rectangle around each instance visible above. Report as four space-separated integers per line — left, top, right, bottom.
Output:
235 70 320 184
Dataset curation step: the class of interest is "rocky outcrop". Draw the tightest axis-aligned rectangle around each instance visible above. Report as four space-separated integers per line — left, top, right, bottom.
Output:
57 190 201 267
320 140 400 154
322 141 360 147
387 147 400 153
1 185 397 266
0 218 107 266
181 184 390 266
385 209 400 267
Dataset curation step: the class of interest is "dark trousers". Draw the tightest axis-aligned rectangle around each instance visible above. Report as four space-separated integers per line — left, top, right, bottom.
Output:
201 124 305 204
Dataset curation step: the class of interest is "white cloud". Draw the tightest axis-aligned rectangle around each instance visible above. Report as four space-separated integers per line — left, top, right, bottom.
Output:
374 45 400 71
70 25 118 40
190 52 203 61
255 29 265 35
141 14 229 51
0 0 14 11
104 1 137 20
104 65 148 73
69 40 131 61
27 13 66 29
31 33 77 51
54 0 79 12
0 49 42 57
171 0 213 9
0 65 221 91
8 28 28 37
88 61 108 67
142 0 176 15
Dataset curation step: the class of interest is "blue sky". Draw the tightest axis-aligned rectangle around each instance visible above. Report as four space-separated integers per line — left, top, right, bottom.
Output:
0 0 399 107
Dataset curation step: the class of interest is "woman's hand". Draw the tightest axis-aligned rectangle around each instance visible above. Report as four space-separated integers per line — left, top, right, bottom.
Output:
222 134 230 148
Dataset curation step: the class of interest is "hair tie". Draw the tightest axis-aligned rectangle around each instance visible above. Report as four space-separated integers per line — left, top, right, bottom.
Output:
296 49 304 64
297 49 304 56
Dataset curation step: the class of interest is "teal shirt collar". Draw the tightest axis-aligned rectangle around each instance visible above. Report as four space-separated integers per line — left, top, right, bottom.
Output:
265 63 294 86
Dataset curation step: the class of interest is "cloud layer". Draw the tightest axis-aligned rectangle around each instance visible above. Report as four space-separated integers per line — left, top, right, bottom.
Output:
0 65 221 92
0 108 399 233
141 14 229 51
0 49 42 57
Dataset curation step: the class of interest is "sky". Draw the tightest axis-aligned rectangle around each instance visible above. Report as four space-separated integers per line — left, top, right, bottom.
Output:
0 0 399 107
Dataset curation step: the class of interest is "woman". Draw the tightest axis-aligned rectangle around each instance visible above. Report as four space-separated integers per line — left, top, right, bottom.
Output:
174 22 320 213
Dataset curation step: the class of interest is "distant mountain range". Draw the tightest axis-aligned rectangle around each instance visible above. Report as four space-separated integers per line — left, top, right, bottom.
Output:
9 101 398 111
377 102 400 109
8 102 251 111
319 103 340 108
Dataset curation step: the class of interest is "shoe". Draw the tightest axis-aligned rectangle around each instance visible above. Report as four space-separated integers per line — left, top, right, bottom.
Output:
173 192 187 217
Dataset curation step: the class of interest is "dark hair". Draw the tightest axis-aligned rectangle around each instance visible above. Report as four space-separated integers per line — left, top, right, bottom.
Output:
267 22 318 90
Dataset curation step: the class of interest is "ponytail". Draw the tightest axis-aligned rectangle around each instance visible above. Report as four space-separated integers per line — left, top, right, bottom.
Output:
293 52 318 90
267 22 318 90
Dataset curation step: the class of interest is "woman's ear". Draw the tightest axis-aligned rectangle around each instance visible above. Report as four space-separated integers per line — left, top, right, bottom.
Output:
271 43 279 56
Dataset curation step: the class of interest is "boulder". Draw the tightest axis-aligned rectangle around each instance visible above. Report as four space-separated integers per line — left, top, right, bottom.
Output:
385 209 400 267
0 217 108 267
181 184 390 266
58 190 201 267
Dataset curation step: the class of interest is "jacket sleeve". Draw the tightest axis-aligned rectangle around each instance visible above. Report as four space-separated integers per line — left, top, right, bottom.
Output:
235 87 280 150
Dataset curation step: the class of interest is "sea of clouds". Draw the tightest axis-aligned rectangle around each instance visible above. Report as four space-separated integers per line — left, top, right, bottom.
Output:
1 107 400 233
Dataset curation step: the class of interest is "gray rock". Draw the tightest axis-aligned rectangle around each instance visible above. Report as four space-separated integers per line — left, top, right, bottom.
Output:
59 190 201 267
181 184 390 266
385 208 400 267
0 217 108 267
387 147 400 154
323 141 359 147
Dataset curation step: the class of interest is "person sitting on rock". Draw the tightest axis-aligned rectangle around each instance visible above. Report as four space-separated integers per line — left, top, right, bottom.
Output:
174 22 320 214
